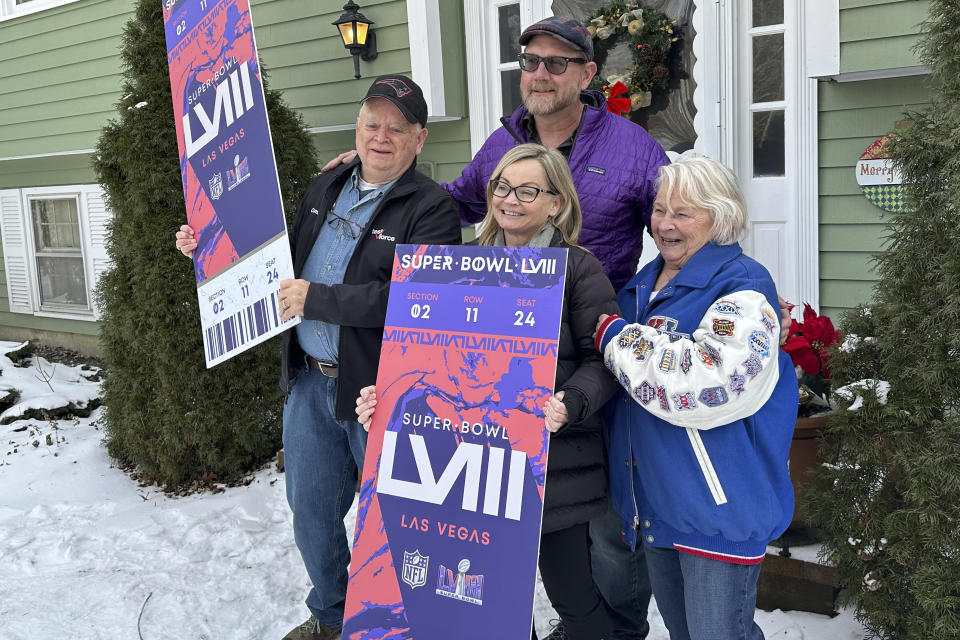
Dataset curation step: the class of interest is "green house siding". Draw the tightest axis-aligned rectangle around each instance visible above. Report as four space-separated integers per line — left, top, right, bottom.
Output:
839 0 929 74
817 74 930 320
0 0 472 348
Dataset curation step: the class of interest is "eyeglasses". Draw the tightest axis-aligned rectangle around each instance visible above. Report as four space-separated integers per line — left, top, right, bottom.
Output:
490 179 556 203
517 53 587 75
327 211 363 239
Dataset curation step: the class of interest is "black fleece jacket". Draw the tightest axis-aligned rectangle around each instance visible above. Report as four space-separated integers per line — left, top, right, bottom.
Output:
280 158 461 419
541 229 622 533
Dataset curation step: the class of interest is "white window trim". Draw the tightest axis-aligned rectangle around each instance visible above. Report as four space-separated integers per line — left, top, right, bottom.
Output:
407 0 446 117
0 184 111 321
0 0 80 23
805 0 839 79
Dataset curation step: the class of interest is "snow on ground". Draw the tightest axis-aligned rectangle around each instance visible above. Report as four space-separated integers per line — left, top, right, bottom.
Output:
0 342 867 639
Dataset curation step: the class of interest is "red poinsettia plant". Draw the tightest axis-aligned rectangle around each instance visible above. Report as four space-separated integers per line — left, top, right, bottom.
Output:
782 303 842 416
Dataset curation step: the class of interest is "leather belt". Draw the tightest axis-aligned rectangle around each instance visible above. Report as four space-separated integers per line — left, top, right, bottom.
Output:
307 356 339 378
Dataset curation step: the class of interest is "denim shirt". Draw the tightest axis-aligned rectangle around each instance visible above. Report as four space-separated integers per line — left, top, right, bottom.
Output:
295 167 398 362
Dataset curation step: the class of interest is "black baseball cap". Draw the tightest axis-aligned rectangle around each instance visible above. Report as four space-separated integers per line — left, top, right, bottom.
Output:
361 74 428 128
519 16 594 61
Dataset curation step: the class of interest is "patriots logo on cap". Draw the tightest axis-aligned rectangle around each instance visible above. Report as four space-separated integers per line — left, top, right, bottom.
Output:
375 77 412 98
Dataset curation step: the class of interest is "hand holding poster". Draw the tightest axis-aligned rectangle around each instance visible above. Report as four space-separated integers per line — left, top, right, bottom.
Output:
162 0 299 367
344 244 568 639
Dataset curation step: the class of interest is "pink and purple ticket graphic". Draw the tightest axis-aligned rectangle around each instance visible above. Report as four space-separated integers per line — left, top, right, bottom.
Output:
344 244 568 639
163 0 286 285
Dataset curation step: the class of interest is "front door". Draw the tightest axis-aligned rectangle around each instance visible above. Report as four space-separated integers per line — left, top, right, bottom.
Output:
699 0 819 309
463 0 552 154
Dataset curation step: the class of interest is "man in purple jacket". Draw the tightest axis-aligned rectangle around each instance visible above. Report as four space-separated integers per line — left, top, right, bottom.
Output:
455 18 668 639
323 17 668 639
445 17 670 292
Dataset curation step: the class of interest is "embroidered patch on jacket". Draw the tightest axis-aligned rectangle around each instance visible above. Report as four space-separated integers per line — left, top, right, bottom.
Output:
586 166 606 175
672 391 698 411
648 316 689 342
618 327 644 349
701 339 724 365
633 338 655 361
712 318 735 337
372 228 396 241
748 330 771 359
742 354 763 378
711 299 742 316
658 348 678 373
760 308 777 333
696 348 715 368
619 371 632 389
680 348 693 374
698 386 729 407
728 370 746 397
657 385 670 411
634 381 657 405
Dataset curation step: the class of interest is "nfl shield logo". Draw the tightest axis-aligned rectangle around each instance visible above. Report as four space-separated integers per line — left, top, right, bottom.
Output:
402 550 429 589
209 172 223 201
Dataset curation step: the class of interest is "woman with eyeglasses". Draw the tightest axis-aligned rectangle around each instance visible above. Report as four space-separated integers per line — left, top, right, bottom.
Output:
356 143 619 639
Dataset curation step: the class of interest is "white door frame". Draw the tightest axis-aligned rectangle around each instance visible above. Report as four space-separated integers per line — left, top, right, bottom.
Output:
463 0 552 155
692 0 819 311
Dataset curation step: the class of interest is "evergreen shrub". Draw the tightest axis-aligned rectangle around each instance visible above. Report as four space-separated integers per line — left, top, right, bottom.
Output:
805 2 960 637
94 0 317 487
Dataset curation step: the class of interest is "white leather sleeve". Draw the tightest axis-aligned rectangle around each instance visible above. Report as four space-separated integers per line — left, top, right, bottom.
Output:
602 290 781 429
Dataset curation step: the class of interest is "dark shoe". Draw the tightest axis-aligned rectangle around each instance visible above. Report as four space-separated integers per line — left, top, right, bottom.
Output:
282 615 341 640
544 620 566 640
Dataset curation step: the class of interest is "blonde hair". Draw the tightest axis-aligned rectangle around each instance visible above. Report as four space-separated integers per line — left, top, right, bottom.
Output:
656 156 747 246
477 144 582 247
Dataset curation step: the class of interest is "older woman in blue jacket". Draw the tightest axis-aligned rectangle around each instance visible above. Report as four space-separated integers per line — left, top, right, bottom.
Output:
593 156 798 640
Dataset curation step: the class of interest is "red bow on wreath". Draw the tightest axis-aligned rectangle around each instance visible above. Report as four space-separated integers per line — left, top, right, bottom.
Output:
603 81 630 117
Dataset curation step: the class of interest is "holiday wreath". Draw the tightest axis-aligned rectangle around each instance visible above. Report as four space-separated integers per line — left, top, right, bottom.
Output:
584 2 680 116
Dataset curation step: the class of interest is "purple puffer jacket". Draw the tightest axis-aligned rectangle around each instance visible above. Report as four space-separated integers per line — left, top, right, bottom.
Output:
444 90 670 290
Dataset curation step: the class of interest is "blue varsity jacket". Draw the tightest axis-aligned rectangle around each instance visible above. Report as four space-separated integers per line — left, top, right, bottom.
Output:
596 242 798 564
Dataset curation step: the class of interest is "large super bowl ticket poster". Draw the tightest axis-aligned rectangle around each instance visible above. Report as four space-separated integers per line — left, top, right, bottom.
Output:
343 244 568 639
162 0 298 367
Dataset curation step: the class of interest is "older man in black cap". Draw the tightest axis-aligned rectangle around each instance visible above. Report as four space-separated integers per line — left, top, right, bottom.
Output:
177 74 461 640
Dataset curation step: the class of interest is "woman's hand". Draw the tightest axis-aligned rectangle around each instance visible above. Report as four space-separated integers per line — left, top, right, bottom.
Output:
175 225 197 258
593 314 611 343
278 279 309 322
543 391 568 433
778 296 792 346
355 385 377 431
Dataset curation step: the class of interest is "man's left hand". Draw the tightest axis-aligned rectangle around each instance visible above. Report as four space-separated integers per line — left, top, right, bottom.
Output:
279 279 309 321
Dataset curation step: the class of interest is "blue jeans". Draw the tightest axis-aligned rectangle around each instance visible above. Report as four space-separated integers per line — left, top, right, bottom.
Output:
644 545 765 640
589 502 651 640
283 369 367 628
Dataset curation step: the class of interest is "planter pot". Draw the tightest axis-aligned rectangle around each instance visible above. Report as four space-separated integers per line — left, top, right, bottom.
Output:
789 414 829 526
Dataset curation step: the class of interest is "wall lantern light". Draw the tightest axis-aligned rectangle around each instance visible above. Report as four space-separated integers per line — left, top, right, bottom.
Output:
332 1 378 79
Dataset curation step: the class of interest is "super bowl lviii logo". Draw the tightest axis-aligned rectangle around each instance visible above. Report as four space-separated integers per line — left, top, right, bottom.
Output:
436 558 484 606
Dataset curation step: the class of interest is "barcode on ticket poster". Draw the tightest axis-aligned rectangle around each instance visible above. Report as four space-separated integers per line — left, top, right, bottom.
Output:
205 291 281 362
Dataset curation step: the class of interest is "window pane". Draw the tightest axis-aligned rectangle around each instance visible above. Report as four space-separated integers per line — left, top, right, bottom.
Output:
753 0 783 27
498 4 521 65
36 256 88 307
31 198 81 251
753 110 785 177
501 69 522 116
752 34 784 103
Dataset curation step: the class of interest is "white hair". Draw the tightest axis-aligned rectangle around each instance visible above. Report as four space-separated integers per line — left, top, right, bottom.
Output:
656 156 748 246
